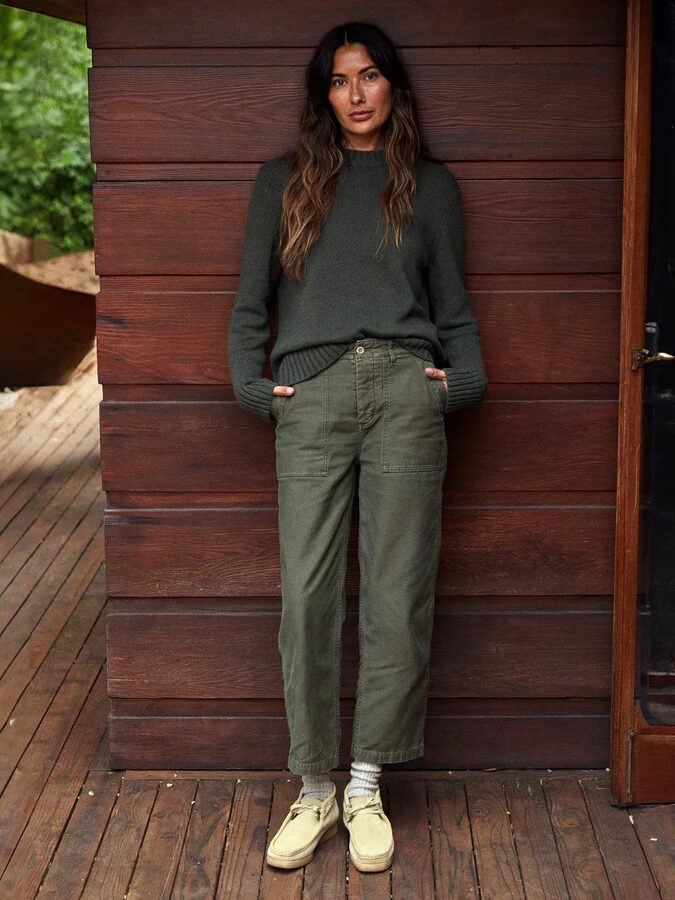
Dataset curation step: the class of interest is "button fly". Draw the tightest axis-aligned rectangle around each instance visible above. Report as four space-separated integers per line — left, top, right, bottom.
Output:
356 346 365 354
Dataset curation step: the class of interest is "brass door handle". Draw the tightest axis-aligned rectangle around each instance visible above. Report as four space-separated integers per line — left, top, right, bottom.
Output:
631 348 675 370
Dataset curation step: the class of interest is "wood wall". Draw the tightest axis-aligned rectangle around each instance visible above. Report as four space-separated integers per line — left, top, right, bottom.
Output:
87 0 626 769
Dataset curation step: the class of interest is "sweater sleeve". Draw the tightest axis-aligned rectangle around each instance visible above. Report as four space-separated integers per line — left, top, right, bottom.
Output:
426 168 488 414
227 160 284 422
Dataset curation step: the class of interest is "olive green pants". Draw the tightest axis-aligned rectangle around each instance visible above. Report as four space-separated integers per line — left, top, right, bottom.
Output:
269 337 447 774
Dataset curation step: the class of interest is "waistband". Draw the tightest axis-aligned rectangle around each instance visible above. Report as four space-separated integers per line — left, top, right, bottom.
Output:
344 337 420 356
346 337 395 349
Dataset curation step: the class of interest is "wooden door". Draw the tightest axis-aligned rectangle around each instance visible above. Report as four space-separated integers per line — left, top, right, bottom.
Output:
87 0 630 770
611 0 675 805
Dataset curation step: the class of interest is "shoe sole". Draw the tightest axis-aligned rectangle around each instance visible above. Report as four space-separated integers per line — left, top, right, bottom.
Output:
347 842 394 873
265 820 338 869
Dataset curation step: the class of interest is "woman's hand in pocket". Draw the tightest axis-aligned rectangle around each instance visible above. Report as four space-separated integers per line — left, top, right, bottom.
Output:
273 385 295 397
423 366 448 392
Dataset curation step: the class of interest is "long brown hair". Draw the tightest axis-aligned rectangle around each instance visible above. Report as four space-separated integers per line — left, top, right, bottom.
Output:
278 21 438 282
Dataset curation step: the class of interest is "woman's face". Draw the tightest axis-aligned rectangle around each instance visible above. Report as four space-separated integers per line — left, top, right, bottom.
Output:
327 43 392 150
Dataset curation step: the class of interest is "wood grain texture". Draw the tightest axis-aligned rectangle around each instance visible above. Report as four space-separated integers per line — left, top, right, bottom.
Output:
99 399 618 492
611 0 657 805
105 604 612 698
96 290 620 385
103 506 616 597
107 708 610 770
92 178 622 275
85 0 625 48
88 57 624 162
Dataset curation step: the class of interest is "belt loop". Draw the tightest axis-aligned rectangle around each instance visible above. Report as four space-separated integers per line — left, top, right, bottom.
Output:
388 340 396 366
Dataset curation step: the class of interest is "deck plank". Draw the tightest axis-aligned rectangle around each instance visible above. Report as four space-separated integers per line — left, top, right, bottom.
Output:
0 411 99 545
0 347 96 450
466 779 526 898
390 780 433 899
0 664 108 896
0 564 105 744
630 802 675 898
542 778 614 898
428 780 480 897
126 779 199 899
0 386 61 454
0 476 102 631
34 770 122 899
80 779 159 898
580 777 661 899
172 778 236 898
0 564 105 785
215 779 273 899
504 776 569 900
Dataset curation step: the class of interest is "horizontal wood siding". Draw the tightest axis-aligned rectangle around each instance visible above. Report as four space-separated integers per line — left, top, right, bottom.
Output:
87 0 626 767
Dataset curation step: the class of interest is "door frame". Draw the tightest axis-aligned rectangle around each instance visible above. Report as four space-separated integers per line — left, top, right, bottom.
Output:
611 0 675 806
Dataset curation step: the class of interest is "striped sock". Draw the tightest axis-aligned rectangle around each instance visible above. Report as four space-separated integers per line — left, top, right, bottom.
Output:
301 771 335 801
346 759 382 798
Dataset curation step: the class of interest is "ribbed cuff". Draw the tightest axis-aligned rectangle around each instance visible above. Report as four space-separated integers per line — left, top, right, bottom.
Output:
441 367 488 413
235 377 277 422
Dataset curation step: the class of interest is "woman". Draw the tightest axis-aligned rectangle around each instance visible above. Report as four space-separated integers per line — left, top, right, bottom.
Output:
227 20 487 873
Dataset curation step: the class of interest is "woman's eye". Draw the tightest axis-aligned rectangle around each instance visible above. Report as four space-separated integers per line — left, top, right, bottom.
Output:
331 72 379 87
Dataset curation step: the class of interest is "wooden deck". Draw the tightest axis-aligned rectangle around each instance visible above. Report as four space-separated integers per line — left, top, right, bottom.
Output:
0 354 673 899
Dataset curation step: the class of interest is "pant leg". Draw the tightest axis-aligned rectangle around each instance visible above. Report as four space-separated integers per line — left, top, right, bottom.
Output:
351 343 447 763
273 353 358 774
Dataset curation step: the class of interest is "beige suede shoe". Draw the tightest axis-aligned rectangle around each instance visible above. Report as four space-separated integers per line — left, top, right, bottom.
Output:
265 783 340 869
342 785 395 872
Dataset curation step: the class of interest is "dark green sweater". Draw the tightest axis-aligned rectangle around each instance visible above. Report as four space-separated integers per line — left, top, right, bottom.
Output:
227 147 488 422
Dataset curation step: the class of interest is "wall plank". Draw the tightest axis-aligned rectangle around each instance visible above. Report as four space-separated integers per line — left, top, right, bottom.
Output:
103 506 616 597
92 179 622 275
96 290 620 385
107 703 610 770
86 0 625 49
106 605 611 698
88 59 623 162
99 399 618 492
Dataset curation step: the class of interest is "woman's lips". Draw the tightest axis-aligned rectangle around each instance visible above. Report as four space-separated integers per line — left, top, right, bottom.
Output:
349 110 373 120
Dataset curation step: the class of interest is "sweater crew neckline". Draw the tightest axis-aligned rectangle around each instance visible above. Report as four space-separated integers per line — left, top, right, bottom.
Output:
343 147 387 167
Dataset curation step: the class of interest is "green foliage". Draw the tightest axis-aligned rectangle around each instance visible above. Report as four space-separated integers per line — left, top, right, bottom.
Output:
0 7 94 253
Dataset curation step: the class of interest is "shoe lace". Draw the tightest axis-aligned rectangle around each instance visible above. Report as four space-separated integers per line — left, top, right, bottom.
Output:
345 794 385 823
289 799 323 823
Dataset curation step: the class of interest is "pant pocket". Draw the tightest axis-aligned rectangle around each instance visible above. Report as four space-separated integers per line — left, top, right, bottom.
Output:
270 393 287 423
274 369 329 477
382 354 446 473
411 354 448 417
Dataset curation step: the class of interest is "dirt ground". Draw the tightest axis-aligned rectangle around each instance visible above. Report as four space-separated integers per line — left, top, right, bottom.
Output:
0 228 99 294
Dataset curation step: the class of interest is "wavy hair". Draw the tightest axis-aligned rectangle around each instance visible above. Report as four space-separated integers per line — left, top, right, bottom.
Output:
278 21 438 282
